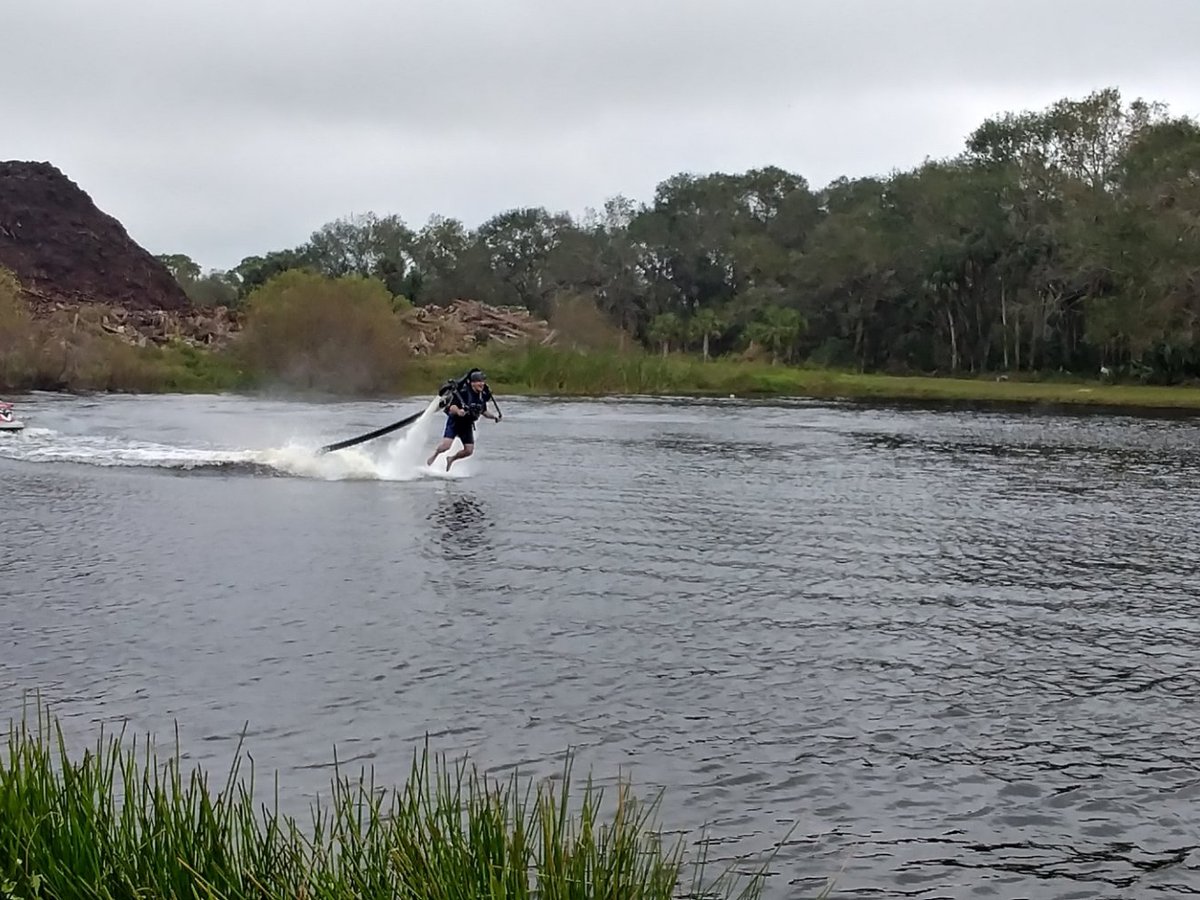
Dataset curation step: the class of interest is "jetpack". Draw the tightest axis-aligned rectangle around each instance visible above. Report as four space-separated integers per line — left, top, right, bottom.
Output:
317 367 500 455
436 367 503 421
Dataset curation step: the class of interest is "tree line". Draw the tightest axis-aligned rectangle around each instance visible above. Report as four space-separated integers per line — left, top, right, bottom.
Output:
161 87 1200 382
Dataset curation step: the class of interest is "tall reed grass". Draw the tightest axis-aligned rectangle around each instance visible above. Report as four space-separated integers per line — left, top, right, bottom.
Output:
0 705 774 899
409 345 1200 410
402 346 771 398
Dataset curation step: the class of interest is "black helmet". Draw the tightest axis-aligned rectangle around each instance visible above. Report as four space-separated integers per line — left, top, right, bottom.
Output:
467 369 486 382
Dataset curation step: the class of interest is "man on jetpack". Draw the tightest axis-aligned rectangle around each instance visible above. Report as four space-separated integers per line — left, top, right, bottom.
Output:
426 368 501 471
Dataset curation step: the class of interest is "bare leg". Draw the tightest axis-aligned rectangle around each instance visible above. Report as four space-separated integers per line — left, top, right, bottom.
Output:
426 438 454 467
445 443 474 471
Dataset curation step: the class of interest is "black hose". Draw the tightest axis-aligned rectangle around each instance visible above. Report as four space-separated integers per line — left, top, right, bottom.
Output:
316 407 426 455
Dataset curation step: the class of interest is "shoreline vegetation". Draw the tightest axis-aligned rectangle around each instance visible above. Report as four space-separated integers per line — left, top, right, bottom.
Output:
5 333 1200 413
3 267 1200 412
422 349 1200 411
3 86 1200 414
0 704 785 900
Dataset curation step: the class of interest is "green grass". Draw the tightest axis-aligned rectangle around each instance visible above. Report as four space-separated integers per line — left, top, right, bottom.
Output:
22 333 1198 411
410 346 1200 410
0 340 254 395
0 703 780 900
143 343 255 393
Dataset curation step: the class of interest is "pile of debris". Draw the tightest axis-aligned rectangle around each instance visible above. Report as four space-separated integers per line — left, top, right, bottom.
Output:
98 305 242 349
27 296 554 356
30 300 242 350
402 298 556 355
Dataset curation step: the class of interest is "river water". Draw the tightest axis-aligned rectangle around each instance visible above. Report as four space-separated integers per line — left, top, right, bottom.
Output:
2 390 1199 898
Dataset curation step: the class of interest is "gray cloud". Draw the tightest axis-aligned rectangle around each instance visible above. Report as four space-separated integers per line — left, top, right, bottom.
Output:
5 0 1199 270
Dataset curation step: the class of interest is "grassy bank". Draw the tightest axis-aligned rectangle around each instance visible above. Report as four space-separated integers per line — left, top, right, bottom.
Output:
0 705 778 900
120 342 254 393
0 334 253 395
406 347 1200 411
10 338 1200 412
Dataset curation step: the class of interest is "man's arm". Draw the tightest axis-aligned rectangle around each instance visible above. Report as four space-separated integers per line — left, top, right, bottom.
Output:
446 387 470 417
486 386 503 421
481 387 499 420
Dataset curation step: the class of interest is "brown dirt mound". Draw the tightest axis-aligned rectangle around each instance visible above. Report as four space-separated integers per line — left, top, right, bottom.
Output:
0 161 189 312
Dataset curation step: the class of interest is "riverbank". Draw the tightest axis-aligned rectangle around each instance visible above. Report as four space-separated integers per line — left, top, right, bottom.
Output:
0 705 778 899
7 340 1200 412
404 348 1200 412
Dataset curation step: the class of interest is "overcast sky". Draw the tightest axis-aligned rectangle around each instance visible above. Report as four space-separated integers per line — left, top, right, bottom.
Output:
5 0 1199 272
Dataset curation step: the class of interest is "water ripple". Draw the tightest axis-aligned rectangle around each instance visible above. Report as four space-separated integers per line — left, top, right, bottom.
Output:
2 395 1199 898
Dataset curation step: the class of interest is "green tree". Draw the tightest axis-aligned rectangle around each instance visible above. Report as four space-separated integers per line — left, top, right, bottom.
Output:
232 248 315 300
156 253 201 284
475 207 571 315
305 212 414 298
185 271 241 308
745 306 805 364
647 312 685 357
801 178 893 369
688 308 726 361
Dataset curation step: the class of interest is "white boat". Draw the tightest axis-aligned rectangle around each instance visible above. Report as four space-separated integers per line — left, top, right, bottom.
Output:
0 401 24 432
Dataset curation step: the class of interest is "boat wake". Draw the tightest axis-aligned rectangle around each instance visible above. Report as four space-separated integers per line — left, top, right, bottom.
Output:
0 398 473 481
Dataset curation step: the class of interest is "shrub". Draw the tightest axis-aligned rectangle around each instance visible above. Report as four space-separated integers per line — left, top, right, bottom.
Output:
237 270 408 394
547 292 630 353
0 268 35 388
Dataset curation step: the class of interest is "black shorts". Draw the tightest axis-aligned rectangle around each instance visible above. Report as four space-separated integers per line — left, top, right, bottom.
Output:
443 416 475 444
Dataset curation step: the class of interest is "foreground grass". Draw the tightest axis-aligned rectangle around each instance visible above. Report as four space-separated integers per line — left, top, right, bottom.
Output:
408 346 1200 411
0 705 775 900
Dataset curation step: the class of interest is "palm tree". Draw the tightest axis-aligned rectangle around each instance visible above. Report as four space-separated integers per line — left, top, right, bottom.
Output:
745 306 806 364
688 308 725 361
647 312 684 358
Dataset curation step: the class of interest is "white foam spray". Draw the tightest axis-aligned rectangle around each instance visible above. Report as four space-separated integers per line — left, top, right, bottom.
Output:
262 396 468 481
0 396 476 482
